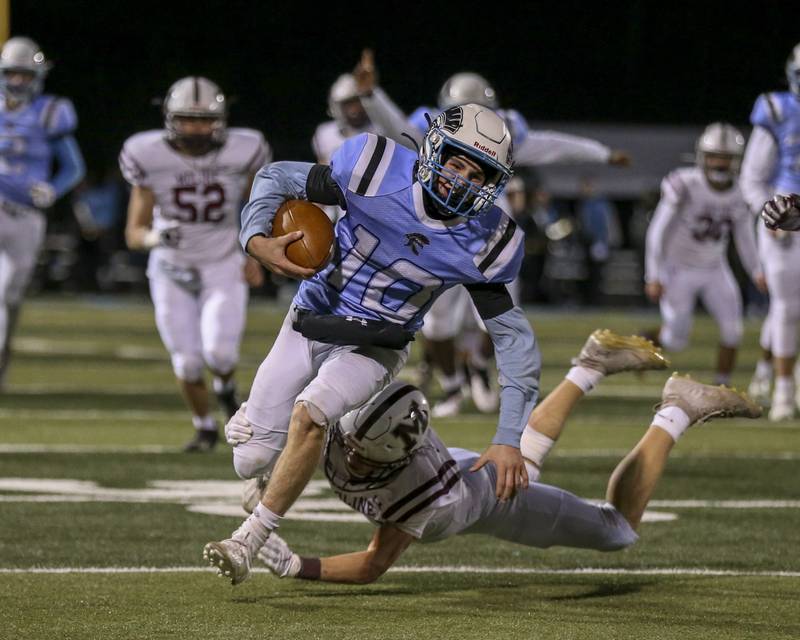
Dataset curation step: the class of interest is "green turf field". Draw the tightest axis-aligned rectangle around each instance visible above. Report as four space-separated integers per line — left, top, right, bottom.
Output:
1 298 799 640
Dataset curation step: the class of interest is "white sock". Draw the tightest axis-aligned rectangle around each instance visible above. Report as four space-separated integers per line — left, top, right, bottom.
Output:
192 414 217 431
651 405 691 442
213 376 235 394
565 366 604 394
774 376 794 402
232 503 282 555
755 359 773 379
520 427 555 482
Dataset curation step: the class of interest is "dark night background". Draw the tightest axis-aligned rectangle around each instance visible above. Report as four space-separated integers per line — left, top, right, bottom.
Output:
11 0 800 174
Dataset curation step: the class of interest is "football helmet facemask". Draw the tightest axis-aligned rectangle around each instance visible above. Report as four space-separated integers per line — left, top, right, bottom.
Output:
786 43 800 96
327 73 369 133
336 382 430 488
695 122 744 185
0 36 51 103
438 72 498 110
418 104 513 218
163 77 227 156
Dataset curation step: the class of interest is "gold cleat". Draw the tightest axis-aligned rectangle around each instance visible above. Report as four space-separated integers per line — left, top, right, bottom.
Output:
573 329 670 376
658 373 763 424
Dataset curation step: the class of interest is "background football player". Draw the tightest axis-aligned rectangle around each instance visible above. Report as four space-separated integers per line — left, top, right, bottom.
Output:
203 105 540 582
741 43 800 420
120 77 270 451
0 36 85 388
351 63 632 417
644 123 766 387
219 331 758 585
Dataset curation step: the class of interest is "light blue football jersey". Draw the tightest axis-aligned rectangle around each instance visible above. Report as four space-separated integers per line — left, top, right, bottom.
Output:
293 133 524 331
408 106 529 148
750 92 800 194
0 94 77 206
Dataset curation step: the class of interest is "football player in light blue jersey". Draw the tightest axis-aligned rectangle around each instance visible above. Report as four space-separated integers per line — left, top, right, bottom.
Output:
0 37 85 387
741 42 800 419
204 104 541 584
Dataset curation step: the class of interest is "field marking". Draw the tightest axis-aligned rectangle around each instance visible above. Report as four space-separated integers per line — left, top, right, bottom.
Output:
0 566 798 578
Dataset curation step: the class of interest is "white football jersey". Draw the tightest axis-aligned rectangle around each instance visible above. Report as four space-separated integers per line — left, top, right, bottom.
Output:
324 426 471 541
119 128 270 266
645 166 760 281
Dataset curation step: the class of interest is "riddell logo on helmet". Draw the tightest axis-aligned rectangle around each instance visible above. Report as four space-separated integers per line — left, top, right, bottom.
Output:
473 142 496 157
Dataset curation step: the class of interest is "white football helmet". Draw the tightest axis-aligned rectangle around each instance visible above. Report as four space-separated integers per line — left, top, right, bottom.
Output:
0 36 51 102
695 122 745 184
438 72 498 110
418 103 514 218
335 382 430 487
327 73 368 133
163 77 227 155
786 43 800 96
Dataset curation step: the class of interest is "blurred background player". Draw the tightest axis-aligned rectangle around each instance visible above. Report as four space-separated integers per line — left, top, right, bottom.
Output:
644 123 765 386
119 77 270 451
353 66 630 416
0 36 85 388
741 43 800 420
224 333 758 586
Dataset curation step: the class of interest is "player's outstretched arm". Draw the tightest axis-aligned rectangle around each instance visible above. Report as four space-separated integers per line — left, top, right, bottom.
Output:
124 186 158 250
466 284 540 500
259 525 413 584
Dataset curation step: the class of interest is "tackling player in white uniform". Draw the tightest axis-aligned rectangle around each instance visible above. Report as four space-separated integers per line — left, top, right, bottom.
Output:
120 77 270 451
352 66 631 417
741 43 800 420
215 330 759 585
644 123 766 386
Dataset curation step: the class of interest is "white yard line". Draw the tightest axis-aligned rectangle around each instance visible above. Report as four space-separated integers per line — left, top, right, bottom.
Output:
0 566 797 578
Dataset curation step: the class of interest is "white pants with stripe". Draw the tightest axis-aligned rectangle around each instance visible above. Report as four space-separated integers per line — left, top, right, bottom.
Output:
657 262 743 351
233 309 409 479
148 251 248 382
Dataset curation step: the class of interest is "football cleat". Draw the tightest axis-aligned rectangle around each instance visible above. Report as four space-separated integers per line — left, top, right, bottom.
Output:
183 428 219 453
574 329 669 376
203 538 251 585
747 372 772 408
431 388 465 418
469 364 499 413
241 473 270 515
658 373 762 425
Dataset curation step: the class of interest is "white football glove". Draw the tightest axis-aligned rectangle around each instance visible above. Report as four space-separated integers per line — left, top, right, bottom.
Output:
30 181 56 208
143 224 182 249
257 532 301 578
224 403 253 445
761 194 800 231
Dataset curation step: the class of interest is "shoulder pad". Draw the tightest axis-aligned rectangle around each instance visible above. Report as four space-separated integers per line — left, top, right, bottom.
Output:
39 96 78 137
331 133 410 198
751 92 783 129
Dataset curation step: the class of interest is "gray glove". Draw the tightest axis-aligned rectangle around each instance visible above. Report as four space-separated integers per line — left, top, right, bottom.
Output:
224 403 253 445
761 194 800 231
257 532 301 578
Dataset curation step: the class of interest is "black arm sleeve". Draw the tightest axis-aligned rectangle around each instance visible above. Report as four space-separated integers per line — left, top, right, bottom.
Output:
465 282 514 320
306 164 346 209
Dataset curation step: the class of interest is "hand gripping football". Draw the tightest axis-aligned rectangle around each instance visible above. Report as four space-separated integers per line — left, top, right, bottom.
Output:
271 200 335 271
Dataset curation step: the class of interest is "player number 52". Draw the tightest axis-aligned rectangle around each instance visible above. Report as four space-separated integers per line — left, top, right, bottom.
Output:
170 184 226 223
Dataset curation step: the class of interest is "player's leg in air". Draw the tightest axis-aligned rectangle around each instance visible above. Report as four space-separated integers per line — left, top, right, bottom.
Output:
521 329 669 480
473 373 762 551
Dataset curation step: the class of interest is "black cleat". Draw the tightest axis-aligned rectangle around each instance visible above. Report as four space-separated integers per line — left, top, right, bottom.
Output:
183 428 219 453
216 388 240 420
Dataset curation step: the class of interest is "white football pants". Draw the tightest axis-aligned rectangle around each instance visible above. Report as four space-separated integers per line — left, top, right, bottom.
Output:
757 226 800 358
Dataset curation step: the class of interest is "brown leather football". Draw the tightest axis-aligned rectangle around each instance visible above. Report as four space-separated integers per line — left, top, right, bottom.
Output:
271 200 335 271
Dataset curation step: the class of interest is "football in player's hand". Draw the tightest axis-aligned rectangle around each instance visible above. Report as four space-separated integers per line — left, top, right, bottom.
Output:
271 200 335 271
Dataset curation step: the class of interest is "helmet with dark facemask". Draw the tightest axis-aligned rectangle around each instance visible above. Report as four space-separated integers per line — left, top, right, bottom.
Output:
695 122 744 186
0 37 51 103
163 76 227 156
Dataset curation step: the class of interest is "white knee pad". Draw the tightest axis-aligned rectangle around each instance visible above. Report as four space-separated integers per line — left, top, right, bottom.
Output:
232 428 287 479
171 352 205 382
203 346 238 377
718 317 743 349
